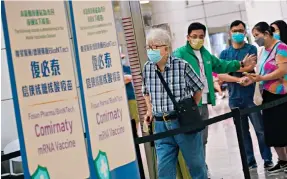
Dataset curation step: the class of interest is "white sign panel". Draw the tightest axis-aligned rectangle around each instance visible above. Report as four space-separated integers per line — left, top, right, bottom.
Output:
1 1 90 178
69 1 140 178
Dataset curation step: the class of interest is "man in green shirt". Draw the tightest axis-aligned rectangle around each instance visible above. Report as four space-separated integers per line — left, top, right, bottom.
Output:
173 22 256 178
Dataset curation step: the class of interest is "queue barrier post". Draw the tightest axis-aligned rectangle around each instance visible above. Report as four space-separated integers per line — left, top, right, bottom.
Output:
131 119 146 179
232 107 251 179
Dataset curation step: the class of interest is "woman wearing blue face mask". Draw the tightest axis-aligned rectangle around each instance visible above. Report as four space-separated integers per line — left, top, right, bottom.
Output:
271 20 287 44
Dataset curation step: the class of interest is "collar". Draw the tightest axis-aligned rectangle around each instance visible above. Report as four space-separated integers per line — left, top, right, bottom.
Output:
230 42 247 50
152 56 172 70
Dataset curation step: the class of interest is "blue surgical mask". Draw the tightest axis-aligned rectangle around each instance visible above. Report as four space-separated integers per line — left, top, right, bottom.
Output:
232 33 245 43
147 49 162 63
273 33 280 40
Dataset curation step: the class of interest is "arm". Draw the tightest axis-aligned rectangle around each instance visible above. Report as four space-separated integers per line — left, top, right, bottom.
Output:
193 91 203 105
237 46 257 72
218 74 241 83
124 75 132 84
248 46 287 82
212 47 257 74
237 65 256 72
123 66 132 84
261 56 287 81
211 54 241 74
142 65 153 123
217 50 241 82
217 46 257 82
185 63 204 104
143 95 153 113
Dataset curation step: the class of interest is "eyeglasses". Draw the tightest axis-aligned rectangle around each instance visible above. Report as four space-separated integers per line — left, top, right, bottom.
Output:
231 29 245 33
146 45 167 50
188 35 205 39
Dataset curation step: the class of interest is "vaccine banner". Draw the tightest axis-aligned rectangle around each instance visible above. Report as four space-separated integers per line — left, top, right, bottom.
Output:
69 1 140 178
1 1 89 178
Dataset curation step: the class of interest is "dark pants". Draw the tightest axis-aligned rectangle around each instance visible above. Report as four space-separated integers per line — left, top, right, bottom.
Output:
229 97 272 165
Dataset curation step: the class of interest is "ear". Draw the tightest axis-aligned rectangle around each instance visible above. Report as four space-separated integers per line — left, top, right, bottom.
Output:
186 35 190 40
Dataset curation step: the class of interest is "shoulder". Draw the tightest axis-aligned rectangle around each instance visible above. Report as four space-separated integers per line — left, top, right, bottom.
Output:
143 61 152 71
173 46 186 54
171 56 188 66
246 43 257 50
219 48 229 58
277 42 287 50
276 42 287 57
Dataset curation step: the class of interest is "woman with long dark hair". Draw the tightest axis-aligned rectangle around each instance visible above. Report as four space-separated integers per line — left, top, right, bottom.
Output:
271 20 287 44
247 21 287 174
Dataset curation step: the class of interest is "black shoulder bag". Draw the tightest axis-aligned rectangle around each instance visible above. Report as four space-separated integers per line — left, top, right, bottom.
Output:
155 69 205 134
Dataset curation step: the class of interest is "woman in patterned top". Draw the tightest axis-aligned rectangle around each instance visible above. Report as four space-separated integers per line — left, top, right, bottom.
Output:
247 22 287 174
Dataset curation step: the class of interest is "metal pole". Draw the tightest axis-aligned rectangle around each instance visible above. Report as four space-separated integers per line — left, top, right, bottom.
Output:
231 108 251 179
131 119 146 179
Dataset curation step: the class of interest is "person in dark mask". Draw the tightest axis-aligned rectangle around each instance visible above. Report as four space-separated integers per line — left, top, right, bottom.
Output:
218 20 273 170
246 21 287 174
271 20 287 44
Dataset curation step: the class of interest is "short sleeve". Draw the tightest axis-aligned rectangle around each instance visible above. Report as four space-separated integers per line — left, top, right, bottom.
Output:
185 63 204 93
276 43 287 64
250 45 258 56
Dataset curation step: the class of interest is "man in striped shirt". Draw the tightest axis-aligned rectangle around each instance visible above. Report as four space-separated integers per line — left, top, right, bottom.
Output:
142 28 207 179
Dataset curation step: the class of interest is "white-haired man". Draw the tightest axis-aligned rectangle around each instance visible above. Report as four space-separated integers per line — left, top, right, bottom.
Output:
142 28 207 179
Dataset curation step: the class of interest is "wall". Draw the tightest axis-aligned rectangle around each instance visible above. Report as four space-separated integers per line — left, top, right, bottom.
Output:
1 23 19 150
245 0 287 28
149 1 248 50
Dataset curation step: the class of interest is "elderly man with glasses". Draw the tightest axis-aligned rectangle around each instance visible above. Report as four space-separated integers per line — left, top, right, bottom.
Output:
142 28 207 179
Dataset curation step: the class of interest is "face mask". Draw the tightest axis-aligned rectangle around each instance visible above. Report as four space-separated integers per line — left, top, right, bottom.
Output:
189 39 204 50
273 33 280 40
147 49 162 63
231 33 245 43
121 58 128 66
255 37 265 47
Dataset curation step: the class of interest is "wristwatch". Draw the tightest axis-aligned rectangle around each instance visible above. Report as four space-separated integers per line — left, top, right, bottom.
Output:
240 61 245 68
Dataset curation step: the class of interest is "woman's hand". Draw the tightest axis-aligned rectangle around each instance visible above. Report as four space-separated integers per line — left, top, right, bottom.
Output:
244 73 264 82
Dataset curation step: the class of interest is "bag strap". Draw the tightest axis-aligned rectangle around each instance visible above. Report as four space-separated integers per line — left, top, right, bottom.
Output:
259 41 281 75
155 68 180 110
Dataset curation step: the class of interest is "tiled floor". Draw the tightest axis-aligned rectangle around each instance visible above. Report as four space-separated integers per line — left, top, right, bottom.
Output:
139 93 287 179
206 96 287 179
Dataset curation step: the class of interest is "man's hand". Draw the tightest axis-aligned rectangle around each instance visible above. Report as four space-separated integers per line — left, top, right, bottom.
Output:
242 54 257 67
144 110 153 125
124 75 132 84
238 76 254 86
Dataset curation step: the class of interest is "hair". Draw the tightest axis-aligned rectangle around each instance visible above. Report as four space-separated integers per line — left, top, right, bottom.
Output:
146 28 171 47
271 20 287 44
252 21 274 36
187 22 206 35
230 20 246 29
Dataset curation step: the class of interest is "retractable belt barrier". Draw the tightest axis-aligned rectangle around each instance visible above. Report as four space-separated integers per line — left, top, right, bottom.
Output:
2 96 287 162
135 95 287 145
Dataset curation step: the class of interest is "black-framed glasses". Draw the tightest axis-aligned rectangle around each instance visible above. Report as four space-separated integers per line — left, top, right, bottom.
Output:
146 45 167 50
231 29 245 33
